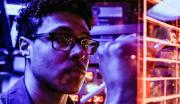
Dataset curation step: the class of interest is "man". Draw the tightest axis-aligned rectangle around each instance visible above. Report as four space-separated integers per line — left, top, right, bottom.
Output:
0 0 138 104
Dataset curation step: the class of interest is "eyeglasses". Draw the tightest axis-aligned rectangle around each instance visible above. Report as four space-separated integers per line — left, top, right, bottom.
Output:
28 33 99 55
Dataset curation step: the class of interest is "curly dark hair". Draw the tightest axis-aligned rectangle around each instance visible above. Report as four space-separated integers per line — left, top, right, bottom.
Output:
16 0 93 42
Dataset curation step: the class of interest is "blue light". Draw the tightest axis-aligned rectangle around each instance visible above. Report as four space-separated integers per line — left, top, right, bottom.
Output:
86 83 98 93
148 0 180 21
5 4 24 15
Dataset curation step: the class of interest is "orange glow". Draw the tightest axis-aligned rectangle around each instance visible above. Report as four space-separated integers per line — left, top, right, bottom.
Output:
142 0 148 104
69 95 79 102
93 96 104 103
146 57 180 63
147 16 180 31
146 37 180 47
85 72 94 81
145 94 180 103
146 77 180 81
139 0 180 104
147 0 161 4
169 31 177 43
178 32 180 42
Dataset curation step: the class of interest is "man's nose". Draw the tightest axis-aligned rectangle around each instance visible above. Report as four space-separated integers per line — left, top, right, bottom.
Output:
70 44 85 61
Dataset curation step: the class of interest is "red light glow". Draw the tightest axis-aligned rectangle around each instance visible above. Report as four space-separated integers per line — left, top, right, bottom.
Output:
93 96 104 103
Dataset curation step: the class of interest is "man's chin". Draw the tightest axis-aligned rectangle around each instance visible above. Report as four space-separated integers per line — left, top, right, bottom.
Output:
54 81 84 94
53 76 85 94
57 85 81 94
67 83 83 93
65 89 80 94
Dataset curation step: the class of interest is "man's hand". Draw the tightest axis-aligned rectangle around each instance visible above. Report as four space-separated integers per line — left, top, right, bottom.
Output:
98 34 138 87
97 34 139 104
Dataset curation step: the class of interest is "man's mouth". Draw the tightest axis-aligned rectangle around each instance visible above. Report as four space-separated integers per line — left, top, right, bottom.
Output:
69 71 85 78
65 66 86 77
64 63 86 74
59 69 85 84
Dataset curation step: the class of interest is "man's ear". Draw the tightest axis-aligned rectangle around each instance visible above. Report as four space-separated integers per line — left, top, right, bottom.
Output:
19 36 31 57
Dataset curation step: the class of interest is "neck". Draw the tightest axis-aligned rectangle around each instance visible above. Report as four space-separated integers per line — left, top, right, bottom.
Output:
24 62 68 104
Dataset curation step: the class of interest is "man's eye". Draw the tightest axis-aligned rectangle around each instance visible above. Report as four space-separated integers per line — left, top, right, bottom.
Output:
55 37 73 45
65 38 74 44
53 38 70 49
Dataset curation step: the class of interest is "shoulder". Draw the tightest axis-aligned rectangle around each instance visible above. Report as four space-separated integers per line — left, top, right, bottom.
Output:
0 100 3 104
0 77 25 104
0 91 7 104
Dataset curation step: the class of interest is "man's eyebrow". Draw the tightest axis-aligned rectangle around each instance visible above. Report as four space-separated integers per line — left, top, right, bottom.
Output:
51 26 74 33
50 26 91 38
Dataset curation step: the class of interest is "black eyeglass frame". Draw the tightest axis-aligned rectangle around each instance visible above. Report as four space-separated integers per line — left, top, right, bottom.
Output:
26 32 99 55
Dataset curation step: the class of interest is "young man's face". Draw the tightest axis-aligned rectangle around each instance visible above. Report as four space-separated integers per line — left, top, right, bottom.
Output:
28 12 90 94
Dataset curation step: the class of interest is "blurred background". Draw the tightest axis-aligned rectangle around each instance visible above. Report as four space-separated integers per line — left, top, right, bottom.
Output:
0 0 180 104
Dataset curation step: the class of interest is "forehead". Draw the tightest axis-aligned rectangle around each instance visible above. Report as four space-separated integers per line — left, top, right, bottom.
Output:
37 12 90 37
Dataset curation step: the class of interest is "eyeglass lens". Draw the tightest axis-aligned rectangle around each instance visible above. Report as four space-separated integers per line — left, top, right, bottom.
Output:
52 35 98 55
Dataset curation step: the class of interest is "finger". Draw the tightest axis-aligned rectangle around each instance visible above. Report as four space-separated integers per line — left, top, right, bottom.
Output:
97 42 111 56
115 33 137 41
116 34 127 39
108 42 122 56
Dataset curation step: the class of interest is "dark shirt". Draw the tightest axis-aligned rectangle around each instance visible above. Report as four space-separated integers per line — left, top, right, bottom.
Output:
0 77 74 104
